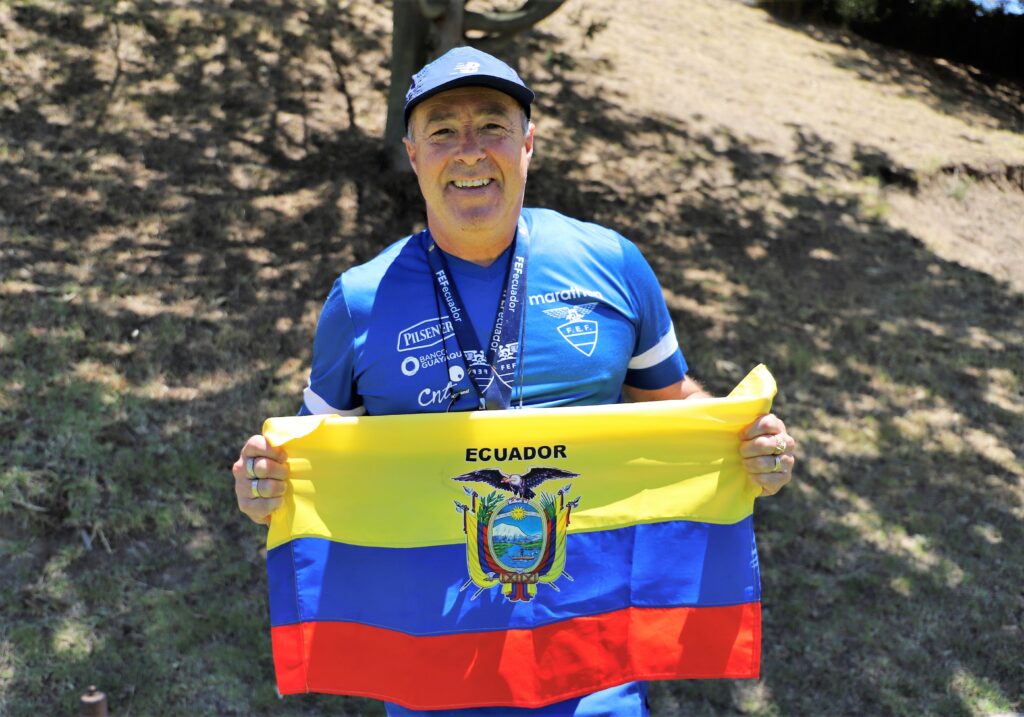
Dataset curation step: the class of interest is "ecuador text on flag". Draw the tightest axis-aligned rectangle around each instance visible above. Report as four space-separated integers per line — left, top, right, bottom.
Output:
262 365 777 710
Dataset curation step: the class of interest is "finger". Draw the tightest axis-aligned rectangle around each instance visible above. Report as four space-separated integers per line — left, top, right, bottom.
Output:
743 454 795 474
247 456 290 481
240 496 284 524
241 435 288 463
252 477 289 500
740 414 786 441
751 471 791 497
232 441 289 483
234 473 288 502
739 433 795 459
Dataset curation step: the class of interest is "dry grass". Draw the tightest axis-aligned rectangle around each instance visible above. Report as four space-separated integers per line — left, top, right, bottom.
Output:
1 0 1022 715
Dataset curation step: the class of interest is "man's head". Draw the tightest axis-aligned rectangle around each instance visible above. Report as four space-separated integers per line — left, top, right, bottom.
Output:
403 48 536 257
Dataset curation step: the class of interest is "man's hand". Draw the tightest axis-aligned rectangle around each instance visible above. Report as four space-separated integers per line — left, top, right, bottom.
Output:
233 435 289 524
739 414 796 497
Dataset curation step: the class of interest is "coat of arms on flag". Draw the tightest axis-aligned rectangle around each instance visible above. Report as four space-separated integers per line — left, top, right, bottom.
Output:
452 467 580 602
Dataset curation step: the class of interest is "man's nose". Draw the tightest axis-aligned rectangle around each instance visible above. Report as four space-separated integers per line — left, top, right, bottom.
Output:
455 129 485 164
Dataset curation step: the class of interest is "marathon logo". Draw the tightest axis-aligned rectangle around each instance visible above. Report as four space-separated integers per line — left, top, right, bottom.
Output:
397 316 455 353
466 445 567 462
528 285 603 306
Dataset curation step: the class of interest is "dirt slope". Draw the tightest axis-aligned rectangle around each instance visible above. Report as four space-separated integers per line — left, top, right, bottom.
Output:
533 0 1024 292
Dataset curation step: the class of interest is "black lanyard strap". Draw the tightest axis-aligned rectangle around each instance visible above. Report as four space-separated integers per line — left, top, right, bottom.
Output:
423 216 530 410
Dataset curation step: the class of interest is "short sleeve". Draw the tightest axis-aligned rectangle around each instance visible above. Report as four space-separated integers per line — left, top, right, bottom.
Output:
620 240 689 390
299 277 366 416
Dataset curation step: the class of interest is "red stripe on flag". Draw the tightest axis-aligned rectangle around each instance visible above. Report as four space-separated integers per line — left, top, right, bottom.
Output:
272 603 760 710
271 617 310 694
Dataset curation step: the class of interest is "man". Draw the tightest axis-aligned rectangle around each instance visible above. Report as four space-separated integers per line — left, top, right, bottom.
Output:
233 47 795 717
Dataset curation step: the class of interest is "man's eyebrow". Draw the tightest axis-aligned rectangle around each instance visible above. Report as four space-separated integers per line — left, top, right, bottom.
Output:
423 108 456 125
474 102 514 119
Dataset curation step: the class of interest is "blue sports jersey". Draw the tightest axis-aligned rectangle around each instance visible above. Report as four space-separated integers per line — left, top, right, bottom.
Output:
301 208 687 418
298 208 686 716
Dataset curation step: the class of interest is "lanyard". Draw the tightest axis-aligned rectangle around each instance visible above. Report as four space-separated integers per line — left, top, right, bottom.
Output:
423 217 530 410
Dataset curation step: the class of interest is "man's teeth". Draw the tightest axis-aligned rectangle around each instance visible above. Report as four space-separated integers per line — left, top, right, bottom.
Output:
452 179 492 188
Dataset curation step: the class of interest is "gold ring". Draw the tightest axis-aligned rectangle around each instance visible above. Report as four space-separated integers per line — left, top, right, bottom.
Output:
773 436 786 455
250 478 262 499
771 455 782 472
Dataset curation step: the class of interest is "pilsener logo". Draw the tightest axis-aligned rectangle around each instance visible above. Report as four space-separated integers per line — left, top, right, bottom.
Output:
397 316 455 353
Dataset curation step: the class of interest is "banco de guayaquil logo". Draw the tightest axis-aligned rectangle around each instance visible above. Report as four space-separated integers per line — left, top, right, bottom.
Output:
542 303 599 357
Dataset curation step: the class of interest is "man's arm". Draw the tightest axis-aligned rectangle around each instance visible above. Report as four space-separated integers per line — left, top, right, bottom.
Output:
623 375 709 402
623 376 796 497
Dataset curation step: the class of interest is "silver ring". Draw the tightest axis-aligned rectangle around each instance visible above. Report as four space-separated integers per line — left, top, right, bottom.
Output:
771 455 782 472
251 477 262 499
245 456 258 479
773 436 786 455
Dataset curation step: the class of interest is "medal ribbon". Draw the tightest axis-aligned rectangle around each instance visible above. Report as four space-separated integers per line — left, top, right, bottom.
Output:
423 216 530 410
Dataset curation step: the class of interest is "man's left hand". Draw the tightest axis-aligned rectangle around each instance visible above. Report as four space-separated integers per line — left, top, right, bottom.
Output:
739 414 796 497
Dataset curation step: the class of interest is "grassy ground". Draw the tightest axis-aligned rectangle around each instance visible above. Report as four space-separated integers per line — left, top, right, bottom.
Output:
1 0 1022 715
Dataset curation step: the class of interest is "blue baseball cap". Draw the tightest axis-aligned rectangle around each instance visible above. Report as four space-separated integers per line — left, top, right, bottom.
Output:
403 47 534 129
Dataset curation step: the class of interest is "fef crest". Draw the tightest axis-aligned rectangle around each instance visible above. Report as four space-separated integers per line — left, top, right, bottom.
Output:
542 303 599 357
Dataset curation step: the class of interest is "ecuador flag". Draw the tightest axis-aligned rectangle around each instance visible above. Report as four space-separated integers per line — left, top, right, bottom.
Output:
263 365 776 710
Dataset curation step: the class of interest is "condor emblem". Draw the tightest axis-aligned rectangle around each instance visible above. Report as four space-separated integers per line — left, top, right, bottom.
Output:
542 303 599 356
452 467 580 603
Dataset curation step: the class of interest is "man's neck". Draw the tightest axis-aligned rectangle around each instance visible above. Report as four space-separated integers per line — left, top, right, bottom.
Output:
427 222 517 267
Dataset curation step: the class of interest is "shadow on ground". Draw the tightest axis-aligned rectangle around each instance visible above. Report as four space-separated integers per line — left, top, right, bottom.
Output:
757 9 1024 136
1 3 1021 715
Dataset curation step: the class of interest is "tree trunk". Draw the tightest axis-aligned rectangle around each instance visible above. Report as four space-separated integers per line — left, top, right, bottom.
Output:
437 0 464 54
385 0 431 172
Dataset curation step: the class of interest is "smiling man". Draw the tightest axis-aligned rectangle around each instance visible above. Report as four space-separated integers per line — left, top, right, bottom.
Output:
232 47 796 717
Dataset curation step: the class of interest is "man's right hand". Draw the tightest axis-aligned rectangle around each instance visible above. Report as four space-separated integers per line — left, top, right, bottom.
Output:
233 435 289 524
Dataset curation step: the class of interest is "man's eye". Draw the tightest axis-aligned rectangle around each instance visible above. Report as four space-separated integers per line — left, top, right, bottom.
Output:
430 128 453 137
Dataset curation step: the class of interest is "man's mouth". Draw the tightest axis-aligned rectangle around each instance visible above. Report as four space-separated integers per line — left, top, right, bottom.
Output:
451 178 493 188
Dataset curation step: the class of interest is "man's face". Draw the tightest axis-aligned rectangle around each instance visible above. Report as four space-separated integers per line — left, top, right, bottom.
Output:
404 86 534 245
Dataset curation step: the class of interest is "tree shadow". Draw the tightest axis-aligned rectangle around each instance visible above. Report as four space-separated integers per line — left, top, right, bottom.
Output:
2 3 1022 715
756 10 1024 135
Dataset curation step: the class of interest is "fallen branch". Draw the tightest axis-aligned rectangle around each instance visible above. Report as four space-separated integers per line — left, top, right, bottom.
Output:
97 526 113 554
12 497 48 513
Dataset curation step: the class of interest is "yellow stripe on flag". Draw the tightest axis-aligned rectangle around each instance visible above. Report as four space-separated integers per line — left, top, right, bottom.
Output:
264 365 776 550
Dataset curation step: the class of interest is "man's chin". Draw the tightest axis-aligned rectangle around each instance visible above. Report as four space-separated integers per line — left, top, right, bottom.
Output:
447 208 510 233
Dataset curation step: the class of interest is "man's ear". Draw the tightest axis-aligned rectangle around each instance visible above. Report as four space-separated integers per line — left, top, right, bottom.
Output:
524 121 536 161
403 136 418 176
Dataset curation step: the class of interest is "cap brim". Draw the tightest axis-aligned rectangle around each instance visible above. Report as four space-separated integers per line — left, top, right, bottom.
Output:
404 76 534 128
